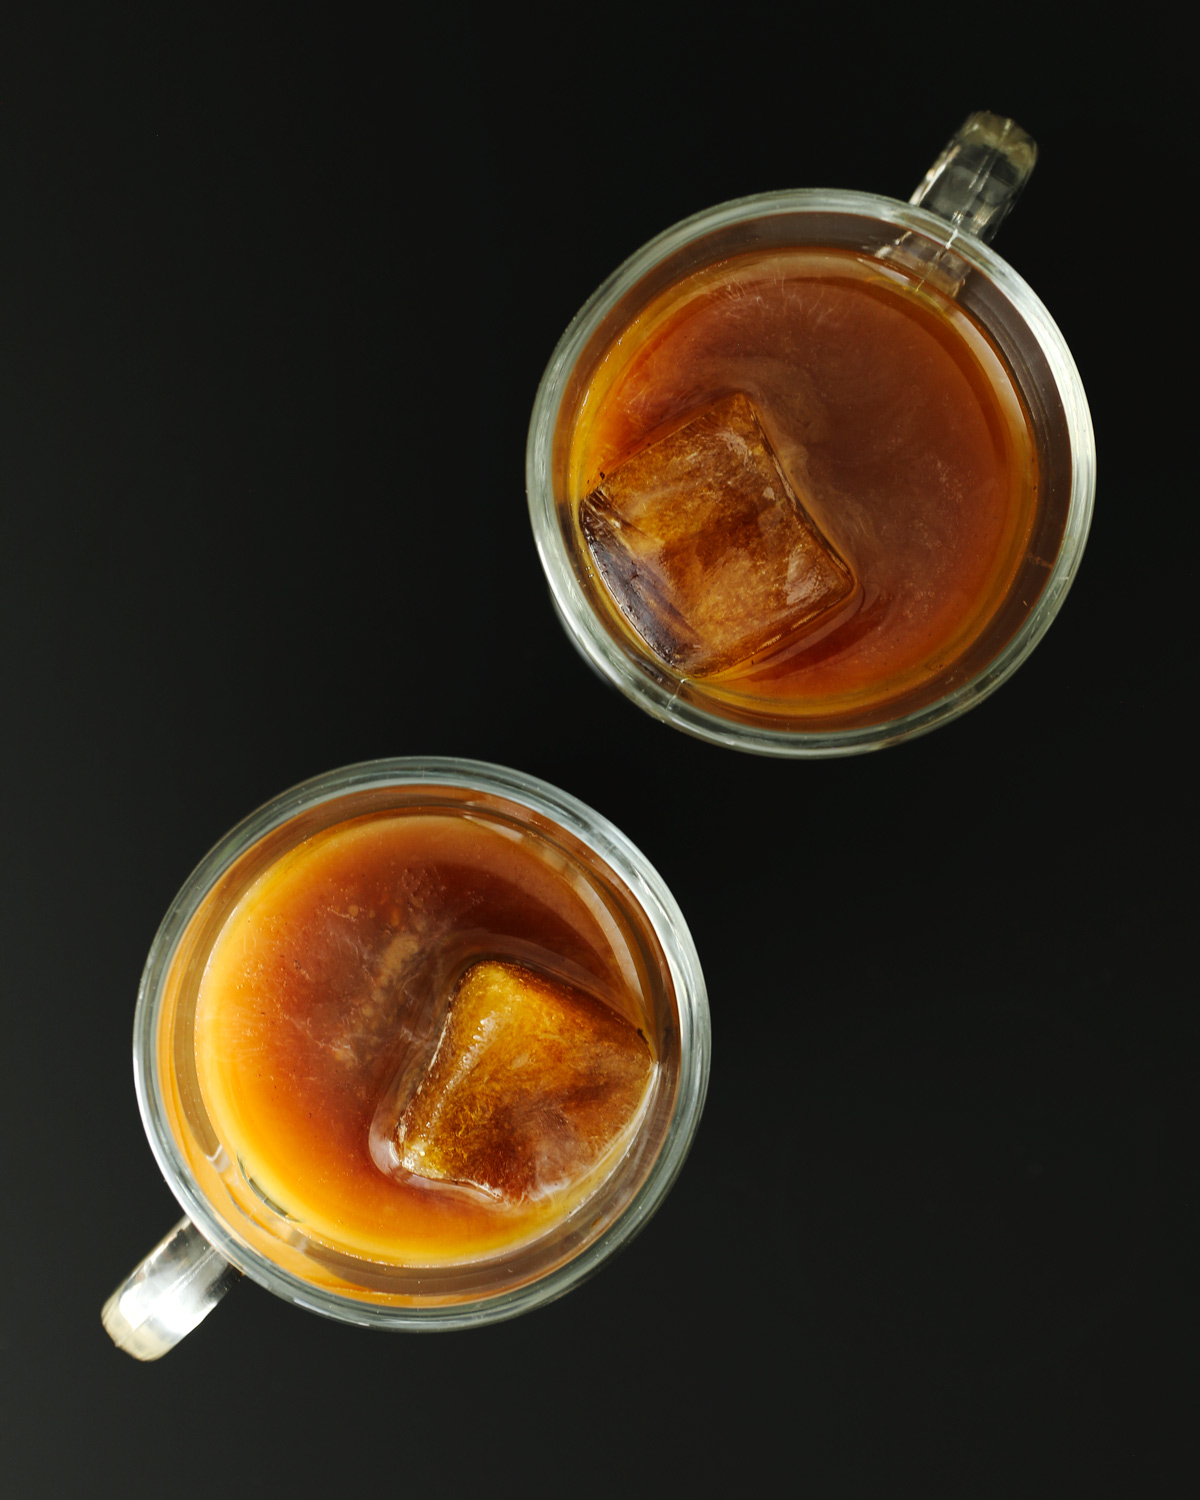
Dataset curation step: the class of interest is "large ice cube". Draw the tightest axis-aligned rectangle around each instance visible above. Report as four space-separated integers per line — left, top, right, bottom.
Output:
395 960 653 1204
580 392 854 676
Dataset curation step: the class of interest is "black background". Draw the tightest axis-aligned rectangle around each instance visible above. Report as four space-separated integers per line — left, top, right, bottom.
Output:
2 7 1192 1496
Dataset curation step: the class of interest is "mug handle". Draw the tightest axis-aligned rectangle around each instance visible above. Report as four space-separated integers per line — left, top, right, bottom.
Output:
884 111 1038 293
911 111 1037 245
102 1217 242 1360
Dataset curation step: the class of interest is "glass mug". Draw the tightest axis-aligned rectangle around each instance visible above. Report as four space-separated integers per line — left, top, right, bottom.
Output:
527 113 1096 756
102 759 710 1358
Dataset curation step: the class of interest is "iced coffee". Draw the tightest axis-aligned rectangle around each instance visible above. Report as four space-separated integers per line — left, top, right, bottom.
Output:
562 246 1040 729
106 764 706 1350
189 796 671 1268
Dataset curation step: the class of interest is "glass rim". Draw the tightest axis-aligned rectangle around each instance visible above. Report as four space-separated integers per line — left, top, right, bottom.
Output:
526 187 1096 758
132 756 711 1330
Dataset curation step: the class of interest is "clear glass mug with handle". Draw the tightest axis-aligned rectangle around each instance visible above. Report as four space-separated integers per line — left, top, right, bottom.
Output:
527 113 1095 756
102 758 710 1358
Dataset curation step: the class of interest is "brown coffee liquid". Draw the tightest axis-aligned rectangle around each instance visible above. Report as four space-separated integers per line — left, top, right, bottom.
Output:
565 247 1039 721
194 807 661 1264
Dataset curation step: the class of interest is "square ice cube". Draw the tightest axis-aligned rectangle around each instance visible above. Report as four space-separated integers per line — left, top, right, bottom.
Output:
580 392 854 677
395 960 653 1204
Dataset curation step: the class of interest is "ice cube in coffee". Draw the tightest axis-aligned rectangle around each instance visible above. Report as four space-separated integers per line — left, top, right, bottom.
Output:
396 960 653 1203
580 393 855 677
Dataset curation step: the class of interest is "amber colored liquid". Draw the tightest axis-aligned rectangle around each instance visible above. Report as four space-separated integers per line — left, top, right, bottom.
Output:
565 247 1039 722
193 807 663 1265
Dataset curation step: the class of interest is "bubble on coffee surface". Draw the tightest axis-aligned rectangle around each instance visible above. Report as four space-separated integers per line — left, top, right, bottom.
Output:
579 392 855 677
395 960 654 1204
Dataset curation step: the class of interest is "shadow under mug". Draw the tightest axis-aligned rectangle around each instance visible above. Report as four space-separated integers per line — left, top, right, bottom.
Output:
527 114 1096 757
103 758 710 1358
